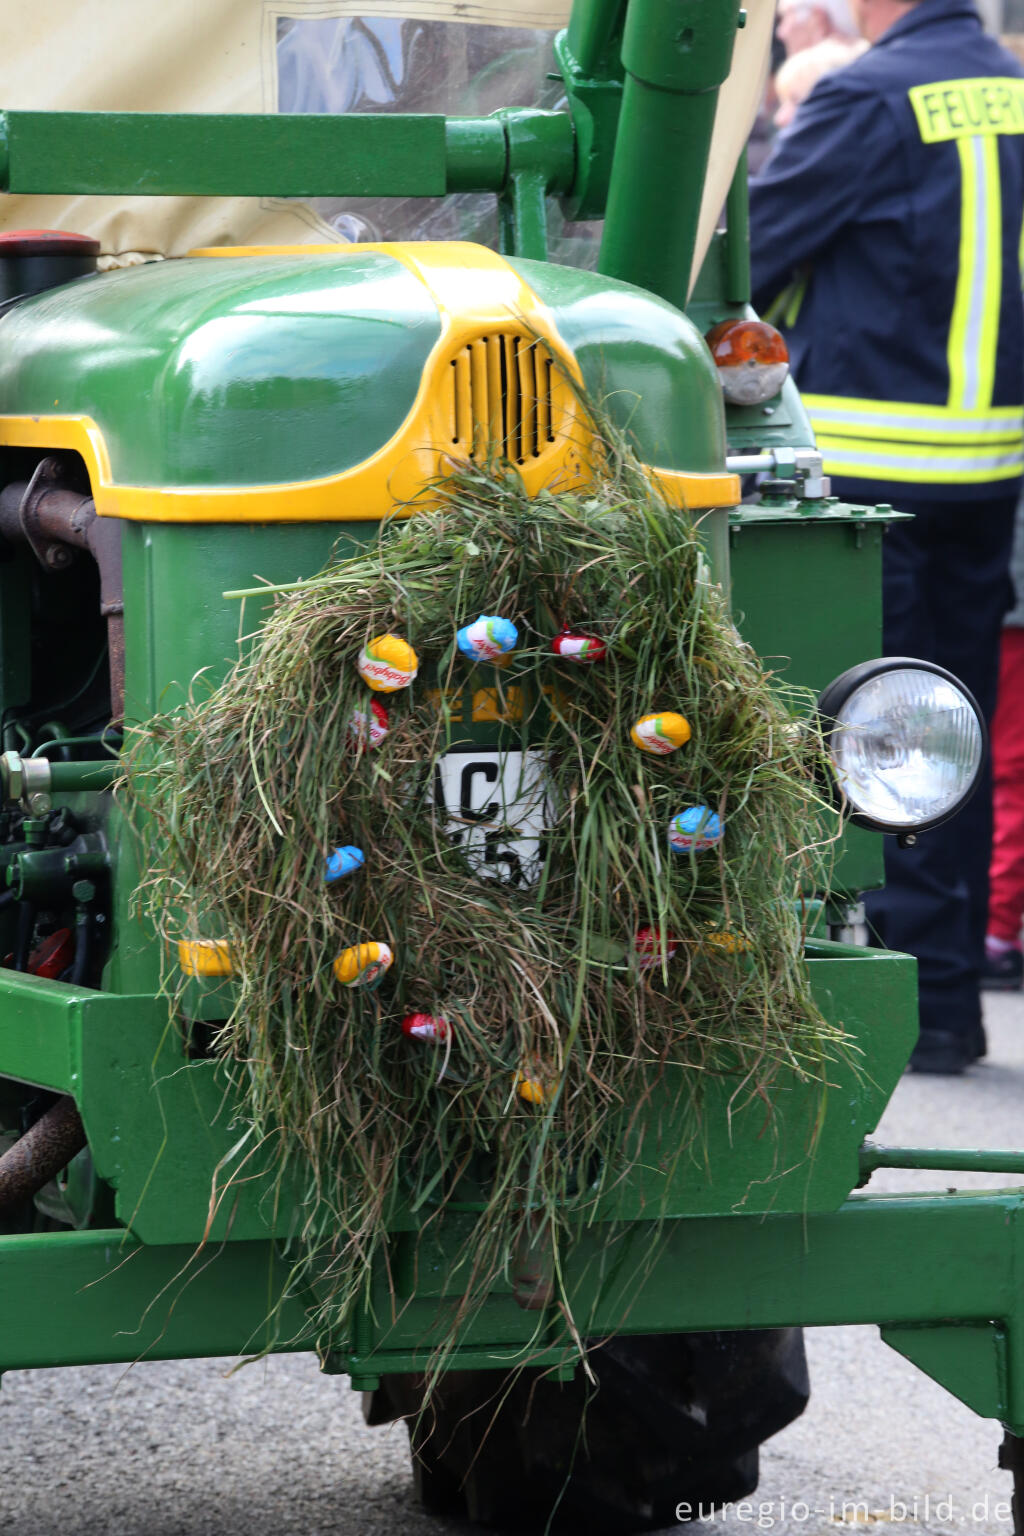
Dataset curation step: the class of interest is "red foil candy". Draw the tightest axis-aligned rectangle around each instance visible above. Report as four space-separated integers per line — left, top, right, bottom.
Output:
402 1013 452 1043
348 697 389 750
634 926 679 970
551 628 607 664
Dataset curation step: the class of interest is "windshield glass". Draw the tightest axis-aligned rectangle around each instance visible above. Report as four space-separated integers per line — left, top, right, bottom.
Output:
274 10 601 265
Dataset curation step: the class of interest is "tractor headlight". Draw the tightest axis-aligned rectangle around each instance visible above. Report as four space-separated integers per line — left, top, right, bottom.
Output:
817 659 985 833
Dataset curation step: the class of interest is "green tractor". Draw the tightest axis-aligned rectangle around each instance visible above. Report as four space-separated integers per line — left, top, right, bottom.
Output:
0 2 1018 1530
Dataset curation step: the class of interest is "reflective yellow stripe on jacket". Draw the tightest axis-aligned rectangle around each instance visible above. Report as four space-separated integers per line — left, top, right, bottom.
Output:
804 394 1024 484
947 133 1002 412
804 80 1024 486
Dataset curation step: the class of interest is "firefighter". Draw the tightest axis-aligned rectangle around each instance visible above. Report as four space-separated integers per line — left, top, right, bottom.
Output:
749 0 1024 1074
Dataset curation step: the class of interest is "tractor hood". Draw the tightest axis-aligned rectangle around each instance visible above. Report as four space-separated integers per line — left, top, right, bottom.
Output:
0 242 731 522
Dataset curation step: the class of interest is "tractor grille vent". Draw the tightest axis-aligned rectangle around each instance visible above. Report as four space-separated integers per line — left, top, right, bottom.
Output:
447 334 559 463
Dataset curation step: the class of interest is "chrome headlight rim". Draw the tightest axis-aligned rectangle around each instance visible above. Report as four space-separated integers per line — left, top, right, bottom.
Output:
817 656 987 835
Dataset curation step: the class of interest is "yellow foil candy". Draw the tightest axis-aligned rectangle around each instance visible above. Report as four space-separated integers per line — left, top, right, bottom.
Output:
517 1076 548 1105
333 941 394 988
357 634 419 692
630 711 692 755
515 1057 559 1105
178 939 234 978
704 929 749 954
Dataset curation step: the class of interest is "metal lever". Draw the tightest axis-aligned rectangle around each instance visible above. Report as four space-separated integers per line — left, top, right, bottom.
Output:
725 446 831 500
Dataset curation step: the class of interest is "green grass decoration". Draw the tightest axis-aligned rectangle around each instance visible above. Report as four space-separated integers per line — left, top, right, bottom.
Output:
125 437 844 1380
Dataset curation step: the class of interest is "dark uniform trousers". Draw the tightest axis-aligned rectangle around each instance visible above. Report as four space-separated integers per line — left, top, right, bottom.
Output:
850 483 1018 1037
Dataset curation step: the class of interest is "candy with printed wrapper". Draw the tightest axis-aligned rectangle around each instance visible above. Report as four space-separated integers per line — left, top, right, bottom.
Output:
634 925 679 969
457 614 518 662
332 941 394 988
631 711 692 755
324 845 364 883
704 927 749 953
669 806 723 853
347 697 389 749
517 1074 548 1105
357 635 419 692
178 938 234 978
551 628 607 663
515 1056 559 1105
402 1013 452 1043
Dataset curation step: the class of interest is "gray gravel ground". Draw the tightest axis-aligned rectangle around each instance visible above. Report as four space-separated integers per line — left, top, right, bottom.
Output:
1 994 1022 1536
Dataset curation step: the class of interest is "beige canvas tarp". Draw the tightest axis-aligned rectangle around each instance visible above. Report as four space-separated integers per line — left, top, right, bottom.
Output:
0 0 774 294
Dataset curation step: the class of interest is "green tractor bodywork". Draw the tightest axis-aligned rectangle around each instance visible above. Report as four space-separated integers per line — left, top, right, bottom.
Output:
0 0 1018 1514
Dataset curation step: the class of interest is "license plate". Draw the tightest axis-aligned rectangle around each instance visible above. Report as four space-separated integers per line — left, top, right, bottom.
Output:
432 749 552 887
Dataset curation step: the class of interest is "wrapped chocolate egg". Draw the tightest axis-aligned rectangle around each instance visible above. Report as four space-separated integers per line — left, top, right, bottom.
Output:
457 614 518 662
515 1056 558 1105
669 806 723 854
178 938 234 978
551 628 607 664
516 1073 548 1106
325 845 364 884
704 927 750 954
357 634 419 692
333 941 394 989
631 712 692 755
634 925 679 970
347 698 389 750
402 1013 452 1043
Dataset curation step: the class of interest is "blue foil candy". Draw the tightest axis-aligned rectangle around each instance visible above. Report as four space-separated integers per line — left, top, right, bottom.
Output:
668 807 723 854
457 614 519 661
325 845 365 883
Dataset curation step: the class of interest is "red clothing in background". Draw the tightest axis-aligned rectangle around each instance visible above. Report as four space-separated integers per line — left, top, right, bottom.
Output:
988 627 1024 945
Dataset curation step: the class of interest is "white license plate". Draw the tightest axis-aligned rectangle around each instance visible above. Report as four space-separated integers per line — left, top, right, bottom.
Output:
432 749 552 887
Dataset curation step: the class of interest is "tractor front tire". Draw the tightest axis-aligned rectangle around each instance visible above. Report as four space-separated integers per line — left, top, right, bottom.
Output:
364 1327 809 1534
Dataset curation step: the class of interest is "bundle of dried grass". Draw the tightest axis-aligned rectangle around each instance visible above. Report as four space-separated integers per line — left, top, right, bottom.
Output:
125 437 842 1379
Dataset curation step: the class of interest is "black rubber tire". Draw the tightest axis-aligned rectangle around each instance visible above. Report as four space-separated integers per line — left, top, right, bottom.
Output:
364 1327 810 1534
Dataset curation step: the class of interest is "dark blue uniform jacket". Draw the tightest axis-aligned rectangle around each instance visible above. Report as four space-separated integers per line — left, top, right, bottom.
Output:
750 0 1024 500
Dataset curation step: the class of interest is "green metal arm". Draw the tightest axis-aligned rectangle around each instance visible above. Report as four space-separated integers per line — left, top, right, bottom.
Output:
0 107 574 263
0 110 521 199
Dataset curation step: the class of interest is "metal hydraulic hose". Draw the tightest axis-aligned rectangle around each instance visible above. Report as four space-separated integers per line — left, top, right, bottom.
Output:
69 910 92 988
13 900 33 972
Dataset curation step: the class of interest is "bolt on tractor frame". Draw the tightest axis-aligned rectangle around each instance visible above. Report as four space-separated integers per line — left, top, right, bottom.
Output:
0 0 1023 1525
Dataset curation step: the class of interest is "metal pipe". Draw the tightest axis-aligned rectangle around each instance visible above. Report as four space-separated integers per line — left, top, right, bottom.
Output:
443 117 507 192
598 0 742 310
0 1096 86 1211
0 753 117 807
565 0 628 75
724 147 751 305
860 1143 1024 1177
0 473 124 720
48 761 118 794
726 453 777 474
